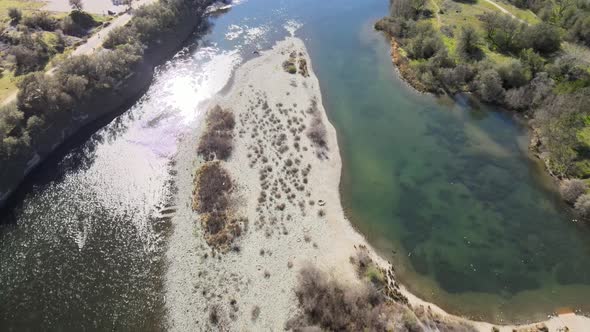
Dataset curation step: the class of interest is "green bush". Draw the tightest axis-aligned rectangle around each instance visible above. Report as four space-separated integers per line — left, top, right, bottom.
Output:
23 11 57 31
497 60 528 89
456 26 482 61
526 22 561 55
7 8 22 24
103 26 139 49
476 69 506 103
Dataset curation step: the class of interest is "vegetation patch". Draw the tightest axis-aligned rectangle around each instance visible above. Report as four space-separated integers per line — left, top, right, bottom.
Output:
197 105 235 161
298 58 308 77
193 161 232 213
305 98 328 156
282 59 297 74
192 161 245 251
286 262 476 331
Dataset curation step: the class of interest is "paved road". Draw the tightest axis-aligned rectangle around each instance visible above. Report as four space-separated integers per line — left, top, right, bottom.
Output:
72 0 156 56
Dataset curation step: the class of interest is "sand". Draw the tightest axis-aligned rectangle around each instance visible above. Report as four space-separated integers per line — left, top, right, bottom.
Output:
164 36 590 331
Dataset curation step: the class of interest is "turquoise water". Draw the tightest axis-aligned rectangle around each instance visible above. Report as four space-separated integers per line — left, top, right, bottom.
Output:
1 0 589 327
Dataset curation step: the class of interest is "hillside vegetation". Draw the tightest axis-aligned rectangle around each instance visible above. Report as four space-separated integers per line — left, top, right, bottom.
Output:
0 0 210 161
0 3 111 101
376 0 590 218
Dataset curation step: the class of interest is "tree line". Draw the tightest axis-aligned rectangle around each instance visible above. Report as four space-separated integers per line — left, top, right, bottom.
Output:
0 0 212 159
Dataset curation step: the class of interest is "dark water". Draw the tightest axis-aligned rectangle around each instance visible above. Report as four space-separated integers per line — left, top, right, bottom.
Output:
1 0 589 328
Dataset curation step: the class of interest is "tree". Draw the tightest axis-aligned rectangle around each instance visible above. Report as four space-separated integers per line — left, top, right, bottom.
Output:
23 11 57 31
534 89 590 177
569 14 590 47
103 26 139 49
520 48 545 76
574 194 590 218
69 0 84 11
526 22 561 54
497 60 528 89
7 8 22 24
406 21 444 59
456 26 481 60
480 12 526 54
0 104 24 139
391 0 413 19
476 69 505 103
549 0 575 25
411 0 428 13
505 72 554 110
560 179 587 203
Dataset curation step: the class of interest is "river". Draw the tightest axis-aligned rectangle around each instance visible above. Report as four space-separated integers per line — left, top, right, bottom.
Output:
1 0 589 329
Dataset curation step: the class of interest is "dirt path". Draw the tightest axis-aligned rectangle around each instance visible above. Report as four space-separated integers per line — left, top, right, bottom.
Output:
430 0 442 27
482 0 527 24
72 0 156 56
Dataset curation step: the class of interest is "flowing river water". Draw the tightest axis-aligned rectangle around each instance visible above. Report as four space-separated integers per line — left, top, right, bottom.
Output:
1 0 589 329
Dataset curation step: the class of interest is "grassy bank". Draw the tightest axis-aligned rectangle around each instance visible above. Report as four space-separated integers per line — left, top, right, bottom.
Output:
376 0 590 218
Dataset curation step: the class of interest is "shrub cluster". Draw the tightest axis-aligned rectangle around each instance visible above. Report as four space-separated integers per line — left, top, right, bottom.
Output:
197 105 235 160
193 161 232 213
192 161 243 250
62 10 99 36
102 0 184 49
286 264 476 332
0 43 142 158
560 179 587 204
507 0 590 48
306 99 328 149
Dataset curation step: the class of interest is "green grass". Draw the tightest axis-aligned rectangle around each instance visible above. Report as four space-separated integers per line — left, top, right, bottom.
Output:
442 35 457 57
555 79 590 94
0 0 44 21
0 70 18 103
364 265 386 286
491 0 541 24
434 0 541 66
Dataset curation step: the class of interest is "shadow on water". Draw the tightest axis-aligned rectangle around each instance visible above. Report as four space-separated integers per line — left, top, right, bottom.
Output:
0 10 219 330
0 88 148 225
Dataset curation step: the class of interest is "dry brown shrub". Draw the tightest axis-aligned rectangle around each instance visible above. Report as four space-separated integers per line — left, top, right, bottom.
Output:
193 161 232 213
307 117 327 148
287 264 476 332
208 105 235 132
198 131 233 161
198 105 235 160
286 265 398 331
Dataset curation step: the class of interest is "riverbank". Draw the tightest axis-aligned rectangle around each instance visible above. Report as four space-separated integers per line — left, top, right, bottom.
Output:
0 0 214 209
165 35 590 330
374 0 590 211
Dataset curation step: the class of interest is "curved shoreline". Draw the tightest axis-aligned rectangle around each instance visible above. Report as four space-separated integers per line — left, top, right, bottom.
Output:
165 35 590 330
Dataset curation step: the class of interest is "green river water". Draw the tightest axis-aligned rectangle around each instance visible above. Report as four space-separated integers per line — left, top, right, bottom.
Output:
1 0 589 328
299 0 590 322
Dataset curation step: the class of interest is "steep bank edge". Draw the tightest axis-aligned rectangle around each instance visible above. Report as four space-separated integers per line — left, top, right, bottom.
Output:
0 1 215 209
